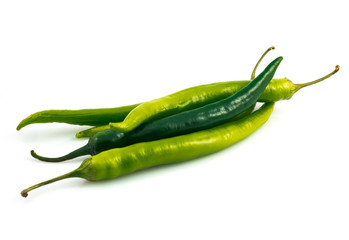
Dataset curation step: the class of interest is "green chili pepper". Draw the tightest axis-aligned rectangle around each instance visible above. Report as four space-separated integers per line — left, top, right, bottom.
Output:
113 57 281 138
76 64 339 138
31 55 281 162
31 103 256 162
16 104 140 131
21 102 275 197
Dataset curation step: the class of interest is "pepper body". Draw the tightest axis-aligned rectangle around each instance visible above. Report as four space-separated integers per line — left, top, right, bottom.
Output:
76 77 293 138
88 102 257 154
17 61 337 134
106 77 291 133
16 104 140 130
17 78 293 132
78 102 275 180
21 102 275 197
78 62 338 138
114 57 282 140
31 103 256 162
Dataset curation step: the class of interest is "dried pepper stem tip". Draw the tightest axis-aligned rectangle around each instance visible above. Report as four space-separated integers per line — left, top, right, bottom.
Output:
295 65 340 90
251 46 276 80
21 171 78 198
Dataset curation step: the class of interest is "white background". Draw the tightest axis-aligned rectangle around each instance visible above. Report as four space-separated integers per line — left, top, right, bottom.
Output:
1 0 348 239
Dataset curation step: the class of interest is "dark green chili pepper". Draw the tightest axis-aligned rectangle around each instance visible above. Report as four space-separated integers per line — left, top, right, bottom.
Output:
31 103 256 162
77 64 339 138
21 102 275 197
115 56 281 138
30 56 282 162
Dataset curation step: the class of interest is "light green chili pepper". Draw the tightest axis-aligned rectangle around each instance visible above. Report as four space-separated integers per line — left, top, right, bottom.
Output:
76 49 338 138
21 102 274 197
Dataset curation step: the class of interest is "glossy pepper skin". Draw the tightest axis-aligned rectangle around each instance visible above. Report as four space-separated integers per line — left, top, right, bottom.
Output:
123 57 282 141
74 67 338 138
16 78 288 132
76 59 339 138
89 105 256 155
91 103 275 181
21 102 275 197
31 103 256 162
107 78 290 133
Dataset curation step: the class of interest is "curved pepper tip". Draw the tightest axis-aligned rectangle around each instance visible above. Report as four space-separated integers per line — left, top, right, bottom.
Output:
21 190 28 198
16 123 23 131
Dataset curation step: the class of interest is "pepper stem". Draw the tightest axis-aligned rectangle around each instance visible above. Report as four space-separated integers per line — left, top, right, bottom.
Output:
31 144 90 162
21 170 78 197
295 65 340 91
251 46 275 80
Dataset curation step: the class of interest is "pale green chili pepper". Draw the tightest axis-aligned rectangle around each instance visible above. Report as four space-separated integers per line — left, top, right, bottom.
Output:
21 102 274 197
76 52 339 138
